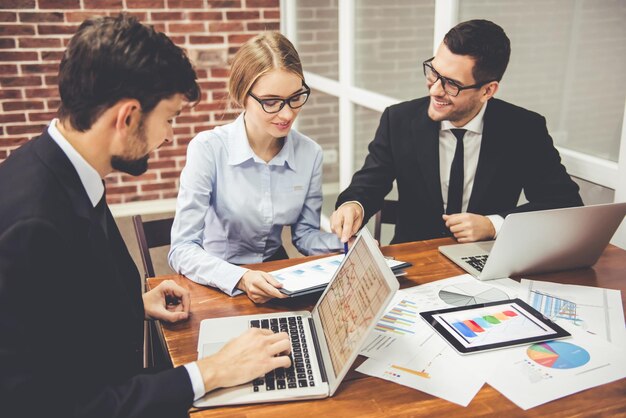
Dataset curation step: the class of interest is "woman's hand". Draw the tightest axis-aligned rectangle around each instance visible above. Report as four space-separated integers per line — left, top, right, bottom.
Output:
236 270 287 303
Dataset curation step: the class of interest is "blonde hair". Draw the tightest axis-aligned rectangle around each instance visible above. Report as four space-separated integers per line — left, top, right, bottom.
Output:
228 32 304 107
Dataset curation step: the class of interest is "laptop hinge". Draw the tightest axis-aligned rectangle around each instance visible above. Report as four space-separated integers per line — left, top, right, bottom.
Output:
309 317 328 383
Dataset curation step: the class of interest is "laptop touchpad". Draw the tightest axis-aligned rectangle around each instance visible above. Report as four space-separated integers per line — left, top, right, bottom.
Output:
474 241 494 253
201 342 226 359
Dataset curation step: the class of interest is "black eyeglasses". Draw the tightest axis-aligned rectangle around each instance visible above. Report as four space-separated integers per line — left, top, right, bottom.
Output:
248 83 311 114
423 58 492 97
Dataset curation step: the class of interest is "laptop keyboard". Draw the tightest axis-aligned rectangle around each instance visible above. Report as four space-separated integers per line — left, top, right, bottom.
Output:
249 315 316 392
461 254 489 272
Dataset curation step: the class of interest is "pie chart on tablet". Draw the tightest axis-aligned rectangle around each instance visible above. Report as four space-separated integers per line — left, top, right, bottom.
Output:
438 282 509 306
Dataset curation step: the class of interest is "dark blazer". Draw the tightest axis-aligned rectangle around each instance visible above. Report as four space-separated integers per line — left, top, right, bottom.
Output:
337 97 583 243
0 131 193 418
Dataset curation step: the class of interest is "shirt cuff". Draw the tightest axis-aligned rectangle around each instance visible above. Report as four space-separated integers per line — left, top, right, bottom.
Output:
486 215 505 238
184 362 206 401
217 264 247 296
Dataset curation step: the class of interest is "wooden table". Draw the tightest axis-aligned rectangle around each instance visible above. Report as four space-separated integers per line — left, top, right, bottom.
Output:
147 238 626 417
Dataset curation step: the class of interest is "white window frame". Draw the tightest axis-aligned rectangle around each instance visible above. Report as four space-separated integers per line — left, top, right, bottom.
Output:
282 0 626 247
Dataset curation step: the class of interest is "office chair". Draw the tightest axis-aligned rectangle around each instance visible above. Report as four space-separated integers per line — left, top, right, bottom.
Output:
132 215 174 279
374 200 399 242
132 214 175 369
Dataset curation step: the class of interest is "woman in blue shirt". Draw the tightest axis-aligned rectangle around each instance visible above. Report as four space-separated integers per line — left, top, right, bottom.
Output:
169 32 342 303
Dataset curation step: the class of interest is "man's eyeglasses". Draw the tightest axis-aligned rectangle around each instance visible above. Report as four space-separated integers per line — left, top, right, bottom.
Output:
423 58 492 97
248 83 311 114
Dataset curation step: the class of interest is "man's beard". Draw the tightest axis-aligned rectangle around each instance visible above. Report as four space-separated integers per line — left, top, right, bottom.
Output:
111 117 150 176
428 94 482 124
111 154 149 176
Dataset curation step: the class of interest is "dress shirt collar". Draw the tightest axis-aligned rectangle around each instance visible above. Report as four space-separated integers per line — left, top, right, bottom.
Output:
227 113 296 171
48 119 104 207
440 100 488 135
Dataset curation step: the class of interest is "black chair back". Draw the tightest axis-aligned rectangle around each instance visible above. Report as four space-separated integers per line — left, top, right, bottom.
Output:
374 200 398 242
132 215 174 279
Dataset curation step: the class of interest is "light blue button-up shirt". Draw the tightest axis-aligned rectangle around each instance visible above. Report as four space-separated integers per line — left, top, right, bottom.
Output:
169 113 342 296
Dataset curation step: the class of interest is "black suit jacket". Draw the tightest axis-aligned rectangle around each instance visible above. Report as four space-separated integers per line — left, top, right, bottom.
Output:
0 132 193 418
337 97 583 243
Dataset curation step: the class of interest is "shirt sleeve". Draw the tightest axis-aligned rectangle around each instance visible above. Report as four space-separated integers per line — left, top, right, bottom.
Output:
486 214 505 238
183 362 206 401
168 136 247 296
291 147 343 255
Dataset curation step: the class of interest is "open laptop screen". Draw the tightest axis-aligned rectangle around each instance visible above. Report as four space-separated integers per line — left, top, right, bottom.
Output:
315 234 393 376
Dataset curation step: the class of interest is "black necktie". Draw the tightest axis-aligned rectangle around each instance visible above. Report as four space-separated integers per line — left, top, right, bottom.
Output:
446 129 466 215
94 186 108 238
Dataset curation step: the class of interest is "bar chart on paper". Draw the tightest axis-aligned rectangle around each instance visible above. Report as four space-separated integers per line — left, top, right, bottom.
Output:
530 290 580 323
363 330 450 382
357 329 489 407
375 299 419 335
361 297 420 360
522 279 626 346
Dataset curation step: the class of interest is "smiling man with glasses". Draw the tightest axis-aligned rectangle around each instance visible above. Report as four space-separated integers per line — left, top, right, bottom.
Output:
423 57 494 97
331 19 582 245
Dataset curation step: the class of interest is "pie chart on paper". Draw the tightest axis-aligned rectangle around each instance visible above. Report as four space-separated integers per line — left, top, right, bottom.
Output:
438 282 509 306
527 341 590 369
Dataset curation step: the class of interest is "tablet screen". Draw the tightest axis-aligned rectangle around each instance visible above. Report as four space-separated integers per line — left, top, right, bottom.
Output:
420 298 570 354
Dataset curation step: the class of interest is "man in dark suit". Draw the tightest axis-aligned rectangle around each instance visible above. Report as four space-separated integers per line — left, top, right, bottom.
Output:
0 15 290 418
331 19 582 244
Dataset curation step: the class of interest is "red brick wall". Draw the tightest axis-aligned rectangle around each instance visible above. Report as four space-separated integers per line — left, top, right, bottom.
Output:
0 0 280 204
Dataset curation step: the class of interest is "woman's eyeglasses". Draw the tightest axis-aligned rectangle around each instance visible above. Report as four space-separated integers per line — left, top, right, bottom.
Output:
248 83 311 114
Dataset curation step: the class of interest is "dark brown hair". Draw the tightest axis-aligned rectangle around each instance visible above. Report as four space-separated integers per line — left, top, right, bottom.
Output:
58 14 200 131
444 19 511 83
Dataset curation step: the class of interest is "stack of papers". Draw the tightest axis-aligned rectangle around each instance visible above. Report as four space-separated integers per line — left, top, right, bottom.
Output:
357 275 520 406
487 279 626 409
271 254 411 297
355 274 626 409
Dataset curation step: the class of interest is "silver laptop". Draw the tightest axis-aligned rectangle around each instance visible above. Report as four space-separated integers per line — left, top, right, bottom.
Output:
439 202 626 280
194 228 399 408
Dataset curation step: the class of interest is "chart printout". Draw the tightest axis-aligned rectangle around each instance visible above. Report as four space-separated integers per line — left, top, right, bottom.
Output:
521 279 626 347
317 239 391 376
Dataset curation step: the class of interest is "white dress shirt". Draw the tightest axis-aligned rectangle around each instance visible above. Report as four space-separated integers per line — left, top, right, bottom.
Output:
47 120 206 401
48 119 104 207
439 102 504 236
169 113 342 296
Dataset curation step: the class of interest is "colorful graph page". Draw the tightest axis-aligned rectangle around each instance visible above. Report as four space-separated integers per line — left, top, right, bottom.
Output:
420 299 570 354
527 341 590 369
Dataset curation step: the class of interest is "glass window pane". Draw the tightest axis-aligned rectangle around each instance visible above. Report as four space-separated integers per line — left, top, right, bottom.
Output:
354 105 382 173
354 105 397 244
573 177 614 205
355 0 435 100
459 0 626 161
295 0 339 80
296 88 339 217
